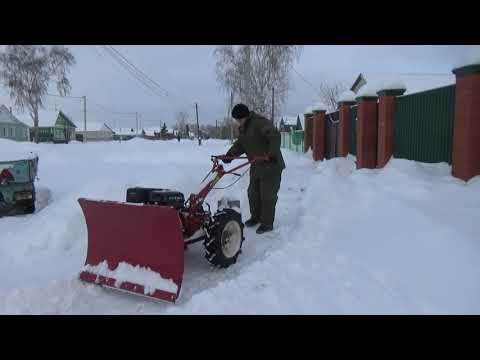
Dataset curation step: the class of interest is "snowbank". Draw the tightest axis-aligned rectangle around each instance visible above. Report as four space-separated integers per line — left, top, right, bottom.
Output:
1 138 479 314
83 261 178 295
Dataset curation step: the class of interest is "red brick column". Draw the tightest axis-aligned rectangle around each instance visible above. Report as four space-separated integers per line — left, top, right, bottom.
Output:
312 109 326 161
376 89 405 168
356 96 378 169
303 113 314 153
337 101 355 157
452 64 480 181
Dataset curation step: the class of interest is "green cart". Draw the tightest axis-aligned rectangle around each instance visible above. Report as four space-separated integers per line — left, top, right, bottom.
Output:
0 152 39 217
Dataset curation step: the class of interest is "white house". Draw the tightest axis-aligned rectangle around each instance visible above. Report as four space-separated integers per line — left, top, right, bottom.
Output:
75 123 115 142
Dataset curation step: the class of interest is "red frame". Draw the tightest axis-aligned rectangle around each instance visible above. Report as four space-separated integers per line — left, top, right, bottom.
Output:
181 155 268 238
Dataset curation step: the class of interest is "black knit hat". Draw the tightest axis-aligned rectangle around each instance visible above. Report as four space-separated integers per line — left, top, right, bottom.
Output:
232 103 250 120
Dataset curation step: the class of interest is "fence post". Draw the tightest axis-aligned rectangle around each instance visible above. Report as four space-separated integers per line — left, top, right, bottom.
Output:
303 112 314 153
355 95 378 169
376 88 406 168
452 64 480 181
337 101 356 157
312 109 326 161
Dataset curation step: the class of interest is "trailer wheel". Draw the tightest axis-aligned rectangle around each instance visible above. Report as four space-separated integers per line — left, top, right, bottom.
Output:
204 209 244 268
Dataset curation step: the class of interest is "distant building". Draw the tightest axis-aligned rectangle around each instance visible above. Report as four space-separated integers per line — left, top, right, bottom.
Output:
76 123 114 142
0 105 30 142
279 115 303 132
32 110 77 143
112 127 137 141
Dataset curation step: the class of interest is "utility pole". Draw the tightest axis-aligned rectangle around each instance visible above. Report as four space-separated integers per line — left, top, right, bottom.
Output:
230 91 234 144
195 103 201 146
83 96 87 143
271 87 275 125
136 112 138 136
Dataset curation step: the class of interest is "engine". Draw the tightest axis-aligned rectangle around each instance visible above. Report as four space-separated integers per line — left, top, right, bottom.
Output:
126 187 185 209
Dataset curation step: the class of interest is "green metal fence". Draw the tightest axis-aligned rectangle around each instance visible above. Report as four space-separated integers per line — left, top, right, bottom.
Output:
349 105 357 156
281 130 304 153
394 85 455 164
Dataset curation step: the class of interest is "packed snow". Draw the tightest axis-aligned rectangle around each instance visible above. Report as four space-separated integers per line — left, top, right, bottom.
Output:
0 137 479 314
83 261 178 295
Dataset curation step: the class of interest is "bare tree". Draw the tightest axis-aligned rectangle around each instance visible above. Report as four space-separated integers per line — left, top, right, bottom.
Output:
0 45 75 143
214 45 303 119
175 111 190 137
319 81 348 113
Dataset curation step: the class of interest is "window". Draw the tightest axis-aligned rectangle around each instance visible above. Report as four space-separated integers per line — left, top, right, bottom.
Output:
2 127 5 137
10 128 14 137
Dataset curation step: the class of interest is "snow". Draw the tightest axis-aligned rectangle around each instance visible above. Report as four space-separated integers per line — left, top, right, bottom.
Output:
353 73 455 96
84 261 178 295
356 85 378 98
0 150 37 162
311 102 326 112
378 80 407 92
338 90 356 103
0 137 480 314
304 106 313 114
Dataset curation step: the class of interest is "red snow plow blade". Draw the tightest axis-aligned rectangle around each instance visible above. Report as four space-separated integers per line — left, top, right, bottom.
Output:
78 198 184 303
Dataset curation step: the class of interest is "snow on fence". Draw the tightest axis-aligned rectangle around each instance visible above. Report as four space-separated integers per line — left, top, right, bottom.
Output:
294 63 480 182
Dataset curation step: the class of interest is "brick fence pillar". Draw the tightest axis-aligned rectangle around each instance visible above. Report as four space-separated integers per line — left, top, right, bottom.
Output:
452 64 480 181
312 109 326 161
303 112 314 153
376 88 405 168
337 101 355 157
355 95 378 169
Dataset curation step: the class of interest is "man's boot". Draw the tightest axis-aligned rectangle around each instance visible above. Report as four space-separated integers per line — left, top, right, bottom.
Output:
256 224 273 234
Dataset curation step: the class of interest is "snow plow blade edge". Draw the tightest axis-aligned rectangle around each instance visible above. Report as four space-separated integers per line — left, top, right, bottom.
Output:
78 198 184 303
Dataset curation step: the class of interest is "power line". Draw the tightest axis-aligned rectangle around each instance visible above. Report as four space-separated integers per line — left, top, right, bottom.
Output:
292 67 322 96
107 46 170 96
100 46 169 99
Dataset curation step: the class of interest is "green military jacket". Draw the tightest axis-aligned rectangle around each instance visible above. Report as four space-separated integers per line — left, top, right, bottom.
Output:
227 111 285 177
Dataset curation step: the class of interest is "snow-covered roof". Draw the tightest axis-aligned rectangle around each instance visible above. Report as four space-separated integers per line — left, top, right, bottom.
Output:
281 116 300 126
16 109 77 128
351 73 455 96
75 122 114 133
112 127 137 136
0 105 30 127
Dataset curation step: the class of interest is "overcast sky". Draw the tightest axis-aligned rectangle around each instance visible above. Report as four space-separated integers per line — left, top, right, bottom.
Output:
1 45 479 130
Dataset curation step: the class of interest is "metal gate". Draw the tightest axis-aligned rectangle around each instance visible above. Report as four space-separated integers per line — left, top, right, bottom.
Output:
325 111 339 159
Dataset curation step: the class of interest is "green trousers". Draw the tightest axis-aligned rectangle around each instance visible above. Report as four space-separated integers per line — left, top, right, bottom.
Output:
248 169 282 227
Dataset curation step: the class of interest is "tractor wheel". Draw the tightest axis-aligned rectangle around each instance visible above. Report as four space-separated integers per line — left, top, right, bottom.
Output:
204 209 244 268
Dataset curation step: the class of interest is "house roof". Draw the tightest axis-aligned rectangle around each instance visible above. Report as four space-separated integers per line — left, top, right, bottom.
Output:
0 105 30 128
75 122 114 132
351 72 456 95
16 109 78 128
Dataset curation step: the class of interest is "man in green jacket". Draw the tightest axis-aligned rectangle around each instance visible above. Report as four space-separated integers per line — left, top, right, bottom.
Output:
223 104 285 234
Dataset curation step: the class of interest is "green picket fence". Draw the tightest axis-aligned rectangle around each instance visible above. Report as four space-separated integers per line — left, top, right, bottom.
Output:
281 130 304 153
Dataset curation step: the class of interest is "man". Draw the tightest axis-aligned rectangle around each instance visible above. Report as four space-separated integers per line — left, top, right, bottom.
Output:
223 104 285 234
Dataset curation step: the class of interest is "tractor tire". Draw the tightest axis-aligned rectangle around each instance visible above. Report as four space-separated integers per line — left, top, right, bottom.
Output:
204 209 244 268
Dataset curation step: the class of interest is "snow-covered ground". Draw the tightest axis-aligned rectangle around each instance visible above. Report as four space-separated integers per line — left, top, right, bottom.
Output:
0 137 479 314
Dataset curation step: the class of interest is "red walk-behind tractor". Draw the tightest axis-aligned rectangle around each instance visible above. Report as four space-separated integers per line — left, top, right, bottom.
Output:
78 155 267 303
